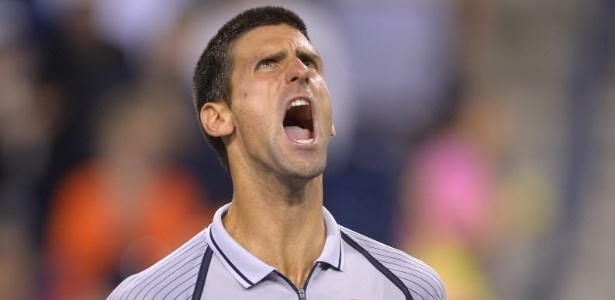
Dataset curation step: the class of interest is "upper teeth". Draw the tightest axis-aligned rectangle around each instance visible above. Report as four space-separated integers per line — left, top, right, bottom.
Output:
288 99 309 110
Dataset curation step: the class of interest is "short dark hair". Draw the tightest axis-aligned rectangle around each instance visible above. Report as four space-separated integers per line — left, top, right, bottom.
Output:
192 6 310 172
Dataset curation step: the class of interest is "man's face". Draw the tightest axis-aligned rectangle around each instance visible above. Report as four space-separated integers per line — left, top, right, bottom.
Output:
226 24 333 183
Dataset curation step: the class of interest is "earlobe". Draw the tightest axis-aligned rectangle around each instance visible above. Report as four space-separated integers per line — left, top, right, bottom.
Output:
200 102 234 137
331 124 336 137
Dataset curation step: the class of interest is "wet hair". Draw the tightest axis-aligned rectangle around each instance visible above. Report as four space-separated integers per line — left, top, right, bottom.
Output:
193 6 309 172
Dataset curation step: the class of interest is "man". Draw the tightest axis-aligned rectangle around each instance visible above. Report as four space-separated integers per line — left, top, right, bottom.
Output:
108 6 445 300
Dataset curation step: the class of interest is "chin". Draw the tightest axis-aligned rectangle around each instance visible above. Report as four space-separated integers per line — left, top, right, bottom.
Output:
280 158 327 185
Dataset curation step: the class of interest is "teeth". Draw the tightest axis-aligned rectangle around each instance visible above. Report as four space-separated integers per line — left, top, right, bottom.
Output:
296 138 315 144
288 98 309 110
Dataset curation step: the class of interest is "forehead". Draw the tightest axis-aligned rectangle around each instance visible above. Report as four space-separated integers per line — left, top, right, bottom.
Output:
231 25 317 58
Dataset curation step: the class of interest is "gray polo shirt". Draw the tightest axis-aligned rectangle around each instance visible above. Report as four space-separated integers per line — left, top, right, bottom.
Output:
108 204 445 300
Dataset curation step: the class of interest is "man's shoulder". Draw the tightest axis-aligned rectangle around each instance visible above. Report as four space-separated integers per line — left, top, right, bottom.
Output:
107 230 209 300
340 227 446 300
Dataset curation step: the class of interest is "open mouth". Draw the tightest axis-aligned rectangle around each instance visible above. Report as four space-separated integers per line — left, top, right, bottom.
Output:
283 98 314 144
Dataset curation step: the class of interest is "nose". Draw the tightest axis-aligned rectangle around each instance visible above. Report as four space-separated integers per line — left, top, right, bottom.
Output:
285 57 310 85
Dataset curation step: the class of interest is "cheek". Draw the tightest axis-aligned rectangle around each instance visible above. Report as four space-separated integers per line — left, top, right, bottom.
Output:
318 83 334 124
233 100 273 137
234 79 277 106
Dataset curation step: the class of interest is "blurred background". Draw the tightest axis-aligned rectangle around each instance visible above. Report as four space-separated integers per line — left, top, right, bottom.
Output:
0 0 613 299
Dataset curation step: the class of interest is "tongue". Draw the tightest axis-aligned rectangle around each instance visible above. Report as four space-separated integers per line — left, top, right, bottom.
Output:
284 126 311 141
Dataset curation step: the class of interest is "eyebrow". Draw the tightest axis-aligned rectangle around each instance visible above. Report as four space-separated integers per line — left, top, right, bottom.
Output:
258 49 323 70
261 50 288 62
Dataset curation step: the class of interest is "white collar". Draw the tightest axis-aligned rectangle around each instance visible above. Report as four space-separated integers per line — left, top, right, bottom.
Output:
206 203 345 288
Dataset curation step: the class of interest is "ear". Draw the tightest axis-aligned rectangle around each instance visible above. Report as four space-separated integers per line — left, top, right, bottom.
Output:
200 102 234 137
331 124 336 137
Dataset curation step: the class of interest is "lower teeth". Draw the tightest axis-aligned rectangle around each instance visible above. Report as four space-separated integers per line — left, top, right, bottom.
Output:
296 139 314 144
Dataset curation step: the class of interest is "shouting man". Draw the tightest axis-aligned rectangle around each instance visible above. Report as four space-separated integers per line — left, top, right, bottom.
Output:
109 6 445 300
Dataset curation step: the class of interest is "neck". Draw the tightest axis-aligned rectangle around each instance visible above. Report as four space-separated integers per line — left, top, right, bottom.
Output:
222 174 326 288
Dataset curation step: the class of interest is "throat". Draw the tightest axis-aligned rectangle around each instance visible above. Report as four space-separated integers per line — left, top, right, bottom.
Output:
279 263 314 288
222 200 326 287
